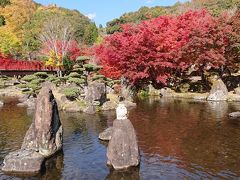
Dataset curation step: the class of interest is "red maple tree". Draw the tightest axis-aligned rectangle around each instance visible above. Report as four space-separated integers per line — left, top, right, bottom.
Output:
95 10 233 88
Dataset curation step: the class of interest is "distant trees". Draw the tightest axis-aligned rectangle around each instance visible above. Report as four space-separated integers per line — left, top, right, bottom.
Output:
0 0 98 59
106 0 240 34
95 10 235 88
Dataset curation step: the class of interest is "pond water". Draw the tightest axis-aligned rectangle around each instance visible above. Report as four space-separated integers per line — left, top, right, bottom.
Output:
1 97 240 179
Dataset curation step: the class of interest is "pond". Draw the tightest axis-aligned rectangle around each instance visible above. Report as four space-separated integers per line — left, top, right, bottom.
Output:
0 97 240 179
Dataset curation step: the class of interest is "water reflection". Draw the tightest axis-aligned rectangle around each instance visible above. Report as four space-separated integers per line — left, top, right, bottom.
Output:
106 167 140 180
0 97 240 179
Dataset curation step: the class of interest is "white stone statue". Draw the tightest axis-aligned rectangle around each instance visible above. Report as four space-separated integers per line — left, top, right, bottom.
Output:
116 103 128 120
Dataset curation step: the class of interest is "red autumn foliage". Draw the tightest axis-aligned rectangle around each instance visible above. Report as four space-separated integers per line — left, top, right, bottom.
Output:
94 10 233 87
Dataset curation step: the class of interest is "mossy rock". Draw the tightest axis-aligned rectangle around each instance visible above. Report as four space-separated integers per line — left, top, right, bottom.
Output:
34 72 49 79
83 64 101 72
67 77 85 86
22 75 38 82
63 87 80 100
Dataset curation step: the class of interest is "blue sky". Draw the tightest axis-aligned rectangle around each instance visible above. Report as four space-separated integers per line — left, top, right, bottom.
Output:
34 0 188 26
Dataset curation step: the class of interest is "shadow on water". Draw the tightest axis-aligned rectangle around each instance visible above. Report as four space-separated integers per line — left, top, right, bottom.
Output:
1 97 240 179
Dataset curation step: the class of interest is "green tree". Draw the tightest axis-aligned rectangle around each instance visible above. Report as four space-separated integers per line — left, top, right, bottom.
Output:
0 28 21 57
83 23 98 45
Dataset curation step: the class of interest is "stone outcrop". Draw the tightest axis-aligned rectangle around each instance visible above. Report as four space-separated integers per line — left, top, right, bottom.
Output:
207 79 228 101
2 84 63 174
99 127 113 141
85 82 106 105
229 112 240 118
21 85 63 157
107 104 140 170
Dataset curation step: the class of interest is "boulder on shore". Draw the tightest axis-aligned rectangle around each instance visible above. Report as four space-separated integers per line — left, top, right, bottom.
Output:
85 82 107 105
107 118 140 170
207 79 228 101
2 84 63 174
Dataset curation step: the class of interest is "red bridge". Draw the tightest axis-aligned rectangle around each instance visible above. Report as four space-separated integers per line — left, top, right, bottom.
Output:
0 56 56 76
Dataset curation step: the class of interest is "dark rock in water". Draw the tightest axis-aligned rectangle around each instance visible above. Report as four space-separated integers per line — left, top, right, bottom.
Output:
229 112 240 118
99 127 113 141
207 79 228 101
85 82 106 105
107 119 140 170
2 84 63 174
106 167 140 180
21 85 63 157
1 149 44 174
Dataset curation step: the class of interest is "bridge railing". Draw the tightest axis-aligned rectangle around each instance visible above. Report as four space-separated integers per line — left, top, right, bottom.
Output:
0 57 56 71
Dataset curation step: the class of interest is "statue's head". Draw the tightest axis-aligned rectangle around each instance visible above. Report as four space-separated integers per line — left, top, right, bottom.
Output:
116 103 128 120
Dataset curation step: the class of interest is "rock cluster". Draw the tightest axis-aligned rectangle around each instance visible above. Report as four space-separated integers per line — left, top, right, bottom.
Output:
2 84 63 174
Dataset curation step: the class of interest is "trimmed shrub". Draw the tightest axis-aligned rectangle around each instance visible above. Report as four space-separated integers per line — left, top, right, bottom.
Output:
63 87 80 100
22 75 37 82
68 72 81 78
34 72 49 79
76 56 90 62
92 74 106 81
67 77 85 85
